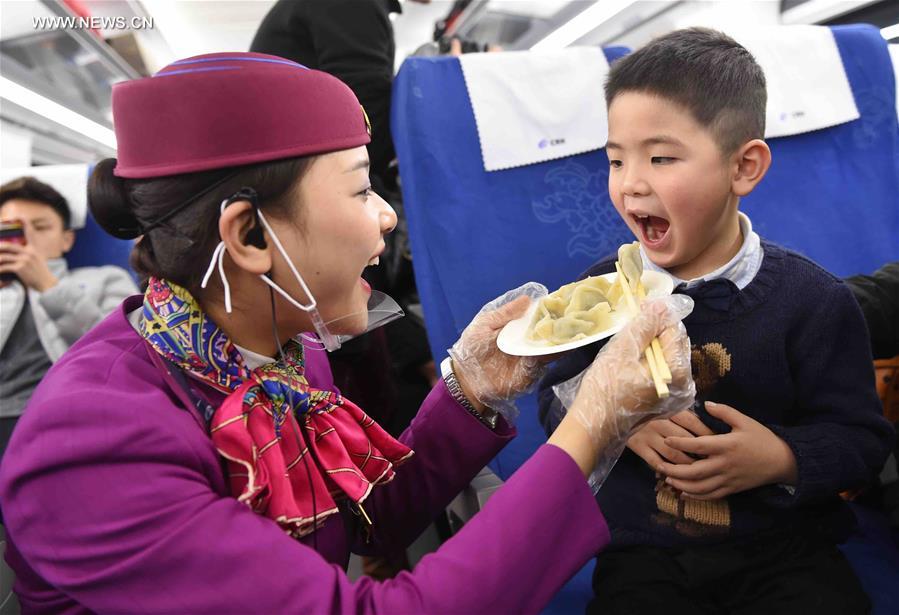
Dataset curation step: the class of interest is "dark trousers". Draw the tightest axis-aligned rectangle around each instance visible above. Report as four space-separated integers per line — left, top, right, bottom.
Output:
0 416 20 525
0 417 18 466
588 531 870 615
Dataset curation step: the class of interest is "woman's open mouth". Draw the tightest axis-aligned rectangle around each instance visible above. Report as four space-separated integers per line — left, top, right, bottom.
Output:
359 254 380 294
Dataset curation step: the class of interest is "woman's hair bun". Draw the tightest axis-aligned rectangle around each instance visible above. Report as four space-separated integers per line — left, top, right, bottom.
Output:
88 159 142 239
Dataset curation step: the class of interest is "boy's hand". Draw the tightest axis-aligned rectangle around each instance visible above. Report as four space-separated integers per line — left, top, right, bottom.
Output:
0 242 58 292
656 401 798 500
627 410 714 468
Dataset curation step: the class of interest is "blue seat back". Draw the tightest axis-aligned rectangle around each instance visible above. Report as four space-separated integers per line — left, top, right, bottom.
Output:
66 211 134 276
743 24 899 277
65 165 135 276
393 50 631 613
392 46 631 478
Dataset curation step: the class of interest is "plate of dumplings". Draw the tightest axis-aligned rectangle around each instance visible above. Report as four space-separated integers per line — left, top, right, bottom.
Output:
497 243 674 357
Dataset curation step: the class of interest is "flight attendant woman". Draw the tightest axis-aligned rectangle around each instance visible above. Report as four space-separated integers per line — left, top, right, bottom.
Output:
0 53 695 614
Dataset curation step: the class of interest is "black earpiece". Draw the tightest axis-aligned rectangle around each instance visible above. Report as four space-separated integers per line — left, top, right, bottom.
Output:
224 187 266 249
245 223 266 248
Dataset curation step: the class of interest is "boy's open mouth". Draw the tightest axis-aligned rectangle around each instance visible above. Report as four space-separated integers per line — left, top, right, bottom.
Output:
633 214 670 246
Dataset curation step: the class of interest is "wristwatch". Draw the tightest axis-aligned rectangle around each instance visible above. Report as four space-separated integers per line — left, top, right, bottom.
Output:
440 357 498 430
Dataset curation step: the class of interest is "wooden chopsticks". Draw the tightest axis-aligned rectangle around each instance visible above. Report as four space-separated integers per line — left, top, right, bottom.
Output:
636 285 673 383
615 262 671 398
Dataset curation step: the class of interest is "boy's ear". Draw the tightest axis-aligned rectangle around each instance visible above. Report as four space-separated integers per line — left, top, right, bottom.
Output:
731 139 771 197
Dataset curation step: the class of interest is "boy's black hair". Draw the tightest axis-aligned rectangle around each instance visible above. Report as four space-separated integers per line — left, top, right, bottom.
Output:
605 27 767 154
0 176 72 229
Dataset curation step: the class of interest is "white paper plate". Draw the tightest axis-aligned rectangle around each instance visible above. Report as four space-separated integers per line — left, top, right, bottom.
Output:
496 271 674 357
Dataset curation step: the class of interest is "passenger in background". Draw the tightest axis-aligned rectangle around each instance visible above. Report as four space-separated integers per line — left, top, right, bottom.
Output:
846 262 899 361
846 262 899 530
251 0 401 196
0 177 137 461
251 0 438 578
537 29 893 615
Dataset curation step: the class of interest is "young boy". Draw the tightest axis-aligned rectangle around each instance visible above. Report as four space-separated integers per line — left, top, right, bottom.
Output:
0 177 137 460
538 28 894 614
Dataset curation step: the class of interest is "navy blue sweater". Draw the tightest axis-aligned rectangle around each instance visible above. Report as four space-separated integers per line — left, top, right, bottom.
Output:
538 240 894 548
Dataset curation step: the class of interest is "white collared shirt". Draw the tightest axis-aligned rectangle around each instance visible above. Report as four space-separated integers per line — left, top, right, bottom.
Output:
236 344 276 370
640 212 762 290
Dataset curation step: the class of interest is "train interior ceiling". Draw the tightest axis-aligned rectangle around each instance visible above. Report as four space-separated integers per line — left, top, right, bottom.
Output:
0 1 898 615
0 0 896 167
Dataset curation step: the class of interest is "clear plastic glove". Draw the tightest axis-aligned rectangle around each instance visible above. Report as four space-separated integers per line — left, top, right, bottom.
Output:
448 282 549 423
553 295 697 491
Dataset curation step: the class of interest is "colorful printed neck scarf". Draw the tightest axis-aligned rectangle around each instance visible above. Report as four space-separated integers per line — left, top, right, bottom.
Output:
139 277 413 538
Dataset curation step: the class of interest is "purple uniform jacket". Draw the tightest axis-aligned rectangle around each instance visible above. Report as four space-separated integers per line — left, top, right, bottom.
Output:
0 296 609 614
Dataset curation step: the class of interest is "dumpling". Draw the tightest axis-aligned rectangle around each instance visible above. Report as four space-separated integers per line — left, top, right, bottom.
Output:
531 312 555 341
617 241 643 291
541 294 569 318
550 315 595 343
567 301 612 325
565 284 609 315
523 241 645 346
527 276 613 344
545 303 612 345
580 276 613 295
606 281 624 310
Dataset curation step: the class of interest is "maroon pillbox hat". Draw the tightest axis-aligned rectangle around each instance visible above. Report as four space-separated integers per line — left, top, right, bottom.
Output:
113 52 372 179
